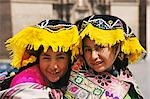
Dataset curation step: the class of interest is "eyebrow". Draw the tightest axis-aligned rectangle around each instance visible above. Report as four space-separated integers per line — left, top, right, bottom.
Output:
56 52 66 56
83 45 99 48
42 52 66 57
42 53 50 56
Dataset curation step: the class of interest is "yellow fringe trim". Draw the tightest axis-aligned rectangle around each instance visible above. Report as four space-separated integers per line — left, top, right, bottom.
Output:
122 37 146 63
80 23 125 47
5 26 80 69
80 23 146 64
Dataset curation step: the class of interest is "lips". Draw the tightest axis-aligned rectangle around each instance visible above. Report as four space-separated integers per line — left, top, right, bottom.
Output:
91 61 103 66
46 72 60 82
47 71 59 75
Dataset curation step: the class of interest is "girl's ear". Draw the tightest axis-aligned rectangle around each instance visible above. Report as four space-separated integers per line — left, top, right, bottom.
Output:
113 43 121 62
114 44 120 54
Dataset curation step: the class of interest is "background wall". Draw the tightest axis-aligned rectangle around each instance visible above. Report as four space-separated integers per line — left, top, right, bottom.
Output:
11 2 53 35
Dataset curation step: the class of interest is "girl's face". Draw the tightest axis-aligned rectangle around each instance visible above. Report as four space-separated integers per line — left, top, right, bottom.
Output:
83 37 117 73
39 48 69 82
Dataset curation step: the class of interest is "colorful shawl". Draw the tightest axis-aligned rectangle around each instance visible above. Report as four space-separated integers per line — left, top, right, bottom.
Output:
0 83 63 99
64 58 143 99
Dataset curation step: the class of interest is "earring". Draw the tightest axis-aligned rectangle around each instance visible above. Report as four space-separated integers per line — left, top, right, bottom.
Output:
112 65 119 77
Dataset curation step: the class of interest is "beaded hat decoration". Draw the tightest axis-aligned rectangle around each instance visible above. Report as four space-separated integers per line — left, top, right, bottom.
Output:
78 15 146 63
5 20 80 69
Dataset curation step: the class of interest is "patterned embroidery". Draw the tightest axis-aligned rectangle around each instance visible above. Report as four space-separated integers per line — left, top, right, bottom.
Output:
83 18 124 30
65 70 132 99
64 91 75 99
93 88 103 96
105 91 119 99
65 71 105 98
74 75 83 84
37 20 73 32
67 84 81 95
0 83 63 99
66 54 144 99
65 59 144 98
76 90 89 99
108 20 113 25
69 86 79 93
96 73 112 87
122 68 133 78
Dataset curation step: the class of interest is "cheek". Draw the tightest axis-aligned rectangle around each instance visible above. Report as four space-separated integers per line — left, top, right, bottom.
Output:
103 50 116 63
39 59 48 72
61 62 68 72
39 63 46 73
58 60 69 73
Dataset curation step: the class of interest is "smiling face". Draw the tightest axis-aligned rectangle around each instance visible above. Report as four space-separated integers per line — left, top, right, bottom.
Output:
39 48 69 83
83 37 117 73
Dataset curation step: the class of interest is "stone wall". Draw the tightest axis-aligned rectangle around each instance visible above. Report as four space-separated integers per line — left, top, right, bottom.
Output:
0 0 12 59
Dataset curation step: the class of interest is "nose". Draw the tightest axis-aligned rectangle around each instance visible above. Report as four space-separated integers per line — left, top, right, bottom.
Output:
54 65 58 70
48 60 58 71
91 50 99 60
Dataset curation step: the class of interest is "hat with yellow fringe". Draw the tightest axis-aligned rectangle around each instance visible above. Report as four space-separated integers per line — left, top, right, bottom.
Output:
78 15 146 64
5 20 80 69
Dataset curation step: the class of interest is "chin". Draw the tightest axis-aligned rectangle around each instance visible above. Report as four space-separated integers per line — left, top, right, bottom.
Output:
49 80 58 83
94 67 105 73
49 78 59 82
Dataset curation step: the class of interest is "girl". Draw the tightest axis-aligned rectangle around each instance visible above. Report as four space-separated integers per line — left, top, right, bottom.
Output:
0 19 80 98
65 15 146 99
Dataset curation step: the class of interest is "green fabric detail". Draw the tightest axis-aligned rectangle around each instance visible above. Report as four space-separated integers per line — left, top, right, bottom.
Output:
124 85 141 99
74 75 83 84
128 85 140 99
93 88 103 96
124 94 131 99
68 71 105 98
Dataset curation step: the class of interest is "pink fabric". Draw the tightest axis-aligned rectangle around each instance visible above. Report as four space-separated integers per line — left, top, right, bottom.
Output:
10 65 47 87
